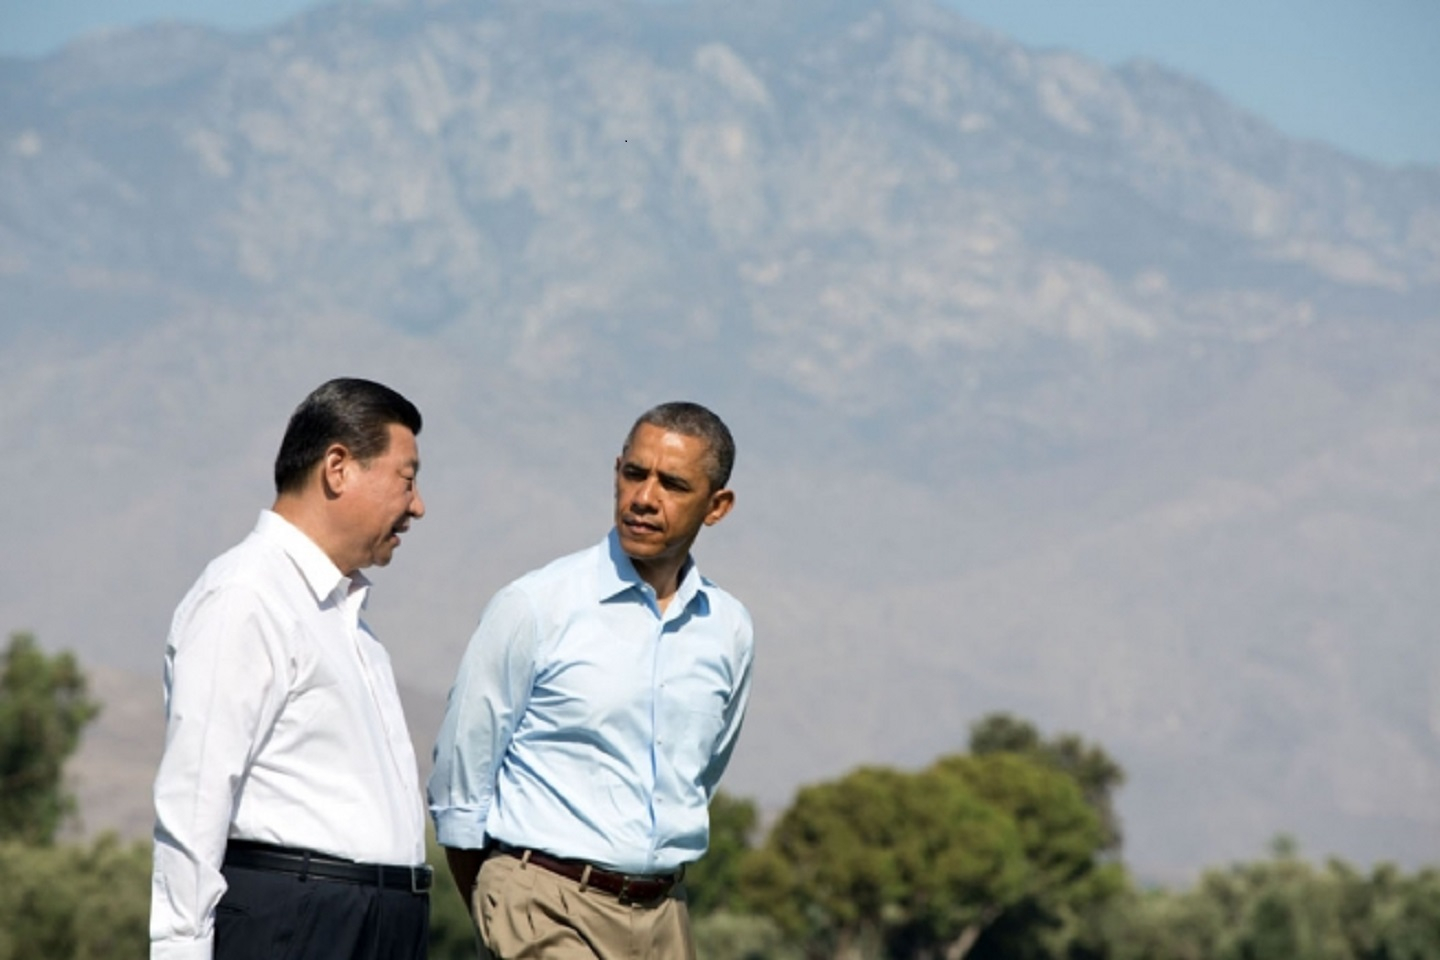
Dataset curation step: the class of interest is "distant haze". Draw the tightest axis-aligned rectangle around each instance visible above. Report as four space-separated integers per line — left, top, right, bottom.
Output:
4 0 1437 880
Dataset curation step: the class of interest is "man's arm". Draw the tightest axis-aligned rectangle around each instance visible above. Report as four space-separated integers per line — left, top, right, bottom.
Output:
444 846 488 915
700 609 756 799
151 587 289 960
428 584 542 853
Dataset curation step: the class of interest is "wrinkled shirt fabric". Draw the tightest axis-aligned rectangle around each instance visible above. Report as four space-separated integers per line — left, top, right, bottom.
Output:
428 530 754 874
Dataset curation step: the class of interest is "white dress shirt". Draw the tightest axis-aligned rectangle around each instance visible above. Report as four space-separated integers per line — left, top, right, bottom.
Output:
150 511 425 960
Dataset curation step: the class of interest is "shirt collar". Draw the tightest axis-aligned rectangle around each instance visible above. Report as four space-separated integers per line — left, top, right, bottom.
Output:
598 527 706 613
255 509 370 609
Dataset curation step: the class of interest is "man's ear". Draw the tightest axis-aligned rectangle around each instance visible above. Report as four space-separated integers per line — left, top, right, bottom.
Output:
704 488 735 526
320 443 352 497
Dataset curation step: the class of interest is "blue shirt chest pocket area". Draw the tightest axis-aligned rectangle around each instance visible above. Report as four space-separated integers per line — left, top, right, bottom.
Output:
658 682 729 769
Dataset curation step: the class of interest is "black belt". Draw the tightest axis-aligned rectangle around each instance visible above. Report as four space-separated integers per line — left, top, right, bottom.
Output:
492 842 679 905
224 840 433 894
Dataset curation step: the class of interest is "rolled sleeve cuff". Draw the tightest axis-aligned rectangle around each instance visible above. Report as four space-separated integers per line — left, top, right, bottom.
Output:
431 806 489 851
151 936 214 960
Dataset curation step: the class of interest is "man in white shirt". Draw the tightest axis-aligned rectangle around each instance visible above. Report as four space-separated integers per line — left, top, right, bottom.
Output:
150 378 432 960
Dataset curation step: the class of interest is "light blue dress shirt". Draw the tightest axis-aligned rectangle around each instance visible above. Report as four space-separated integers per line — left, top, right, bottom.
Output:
428 530 754 875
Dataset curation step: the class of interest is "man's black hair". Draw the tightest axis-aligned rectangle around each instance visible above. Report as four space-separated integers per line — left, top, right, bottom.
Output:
274 378 422 494
624 401 735 491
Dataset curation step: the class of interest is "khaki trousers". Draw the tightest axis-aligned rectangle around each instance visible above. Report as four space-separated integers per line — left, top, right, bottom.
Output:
472 852 696 960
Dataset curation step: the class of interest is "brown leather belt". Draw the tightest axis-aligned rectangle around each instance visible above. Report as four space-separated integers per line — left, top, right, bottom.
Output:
493 842 679 904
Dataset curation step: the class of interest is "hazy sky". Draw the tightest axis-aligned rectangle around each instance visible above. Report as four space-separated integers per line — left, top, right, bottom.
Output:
1 0 1436 167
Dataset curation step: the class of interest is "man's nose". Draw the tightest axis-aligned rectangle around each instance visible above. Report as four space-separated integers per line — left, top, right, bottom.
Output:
410 486 426 519
630 478 658 510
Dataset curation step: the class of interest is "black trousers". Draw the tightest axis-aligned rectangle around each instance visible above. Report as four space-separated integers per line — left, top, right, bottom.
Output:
216 862 429 960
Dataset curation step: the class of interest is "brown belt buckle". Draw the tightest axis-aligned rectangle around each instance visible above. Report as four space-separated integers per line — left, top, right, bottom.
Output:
617 875 639 904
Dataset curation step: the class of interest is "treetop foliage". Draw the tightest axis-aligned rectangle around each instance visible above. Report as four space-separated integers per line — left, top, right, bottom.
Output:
968 712 1126 853
731 746 1109 959
0 631 101 845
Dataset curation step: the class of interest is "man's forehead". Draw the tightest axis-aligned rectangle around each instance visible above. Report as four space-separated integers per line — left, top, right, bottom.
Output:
623 427 711 468
626 425 707 454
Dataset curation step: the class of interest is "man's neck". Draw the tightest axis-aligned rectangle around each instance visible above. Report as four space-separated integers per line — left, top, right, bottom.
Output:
632 556 687 612
273 496 354 576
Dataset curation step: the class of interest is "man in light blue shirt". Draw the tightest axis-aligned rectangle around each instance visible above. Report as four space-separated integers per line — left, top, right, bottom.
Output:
429 401 753 959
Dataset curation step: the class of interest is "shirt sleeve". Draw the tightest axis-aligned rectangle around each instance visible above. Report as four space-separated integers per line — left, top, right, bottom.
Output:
149 584 290 960
700 606 755 800
428 584 542 851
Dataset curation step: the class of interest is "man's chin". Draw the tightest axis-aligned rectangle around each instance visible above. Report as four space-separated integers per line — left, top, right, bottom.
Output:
620 544 663 567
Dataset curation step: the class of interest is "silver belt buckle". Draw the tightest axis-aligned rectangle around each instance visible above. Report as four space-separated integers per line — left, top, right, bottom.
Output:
411 864 433 894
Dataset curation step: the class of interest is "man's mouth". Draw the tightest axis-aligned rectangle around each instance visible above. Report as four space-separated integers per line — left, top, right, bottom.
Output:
622 517 661 534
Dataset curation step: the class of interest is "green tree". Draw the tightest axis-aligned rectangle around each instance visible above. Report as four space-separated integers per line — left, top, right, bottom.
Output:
686 790 760 917
1086 839 1440 960
693 911 802 960
1083 881 1226 960
1332 858 1440 960
0 833 151 959
741 763 1039 959
925 754 1114 960
1381 866 1440 960
0 632 101 844
969 713 1126 853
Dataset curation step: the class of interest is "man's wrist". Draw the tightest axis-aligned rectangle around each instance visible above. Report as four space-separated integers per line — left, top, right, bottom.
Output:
431 809 488 851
